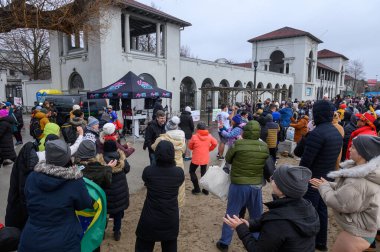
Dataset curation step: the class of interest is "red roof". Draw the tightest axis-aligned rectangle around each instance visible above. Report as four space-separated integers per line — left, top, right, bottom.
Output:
345 75 355 81
317 62 339 73
232 63 252 68
318 49 349 60
248 27 322 43
119 0 191 27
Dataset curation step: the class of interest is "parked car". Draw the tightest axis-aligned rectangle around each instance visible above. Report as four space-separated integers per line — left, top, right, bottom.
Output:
41 94 107 125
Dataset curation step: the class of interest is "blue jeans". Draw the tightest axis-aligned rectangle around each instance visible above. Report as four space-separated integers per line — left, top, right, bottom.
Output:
219 184 263 246
149 152 156 166
304 186 327 246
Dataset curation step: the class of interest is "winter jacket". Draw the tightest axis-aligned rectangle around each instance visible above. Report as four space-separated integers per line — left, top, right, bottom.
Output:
152 102 164 120
342 115 358 162
143 119 166 153
226 120 269 185
319 156 380 237
337 108 345 120
97 150 130 215
151 130 186 208
332 114 344 169
179 111 194 139
236 198 319 252
13 108 24 126
135 145 185 242
37 135 83 162
79 160 112 189
5 142 39 229
38 123 61 151
18 161 93 252
290 116 309 143
261 117 280 148
346 126 377 160
300 102 342 179
279 107 293 127
107 111 118 122
61 117 86 145
96 131 135 157
221 123 246 147
188 129 217 165
33 111 50 131
83 127 99 143
0 116 16 161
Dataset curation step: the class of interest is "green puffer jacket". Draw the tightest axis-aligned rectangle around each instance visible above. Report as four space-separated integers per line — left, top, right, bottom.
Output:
226 120 269 185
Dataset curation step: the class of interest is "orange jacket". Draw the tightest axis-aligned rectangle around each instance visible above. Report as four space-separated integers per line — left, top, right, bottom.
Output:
188 129 217 165
290 116 309 143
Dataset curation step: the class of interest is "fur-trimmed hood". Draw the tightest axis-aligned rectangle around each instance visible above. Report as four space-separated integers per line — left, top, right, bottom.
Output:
70 117 85 127
159 130 186 151
96 149 126 173
328 155 380 185
33 161 83 191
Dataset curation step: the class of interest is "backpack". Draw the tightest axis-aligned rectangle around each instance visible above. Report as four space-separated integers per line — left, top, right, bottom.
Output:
29 117 42 139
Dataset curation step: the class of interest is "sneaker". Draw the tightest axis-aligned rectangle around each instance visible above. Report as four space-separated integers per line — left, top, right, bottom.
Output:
114 231 121 241
315 244 328 251
202 189 209 195
191 189 201 195
216 241 228 251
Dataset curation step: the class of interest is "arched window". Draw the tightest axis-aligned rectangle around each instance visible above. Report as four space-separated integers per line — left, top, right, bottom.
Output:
269 50 285 73
180 77 196 110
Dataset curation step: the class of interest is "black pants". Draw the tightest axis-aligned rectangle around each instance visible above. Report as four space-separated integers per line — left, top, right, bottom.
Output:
189 163 207 192
269 148 277 162
111 211 124 232
13 125 23 142
135 237 177 252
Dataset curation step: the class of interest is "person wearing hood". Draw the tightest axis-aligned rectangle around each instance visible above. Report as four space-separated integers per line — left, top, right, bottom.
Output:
151 116 186 208
179 106 194 160
0 109 17 166
83 116 100 143
224 165 319 252
38 122 60 151
12 105 24 145
18 139 93 252
341 113 358 162
188 121 217 195
216 120 269 251
279 102 293 128
32 107 50 132
220 114 246 147
97 140 130 241
345 112 377 160
290 111 309 143
135 140 185 252
260 114 280 161
300 100 343 251
310 135 380 252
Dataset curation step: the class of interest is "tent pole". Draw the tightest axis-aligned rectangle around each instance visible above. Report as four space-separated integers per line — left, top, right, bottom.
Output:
88 101 90 117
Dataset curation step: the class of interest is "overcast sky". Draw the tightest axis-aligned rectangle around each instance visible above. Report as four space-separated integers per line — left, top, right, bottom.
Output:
138 0 379 80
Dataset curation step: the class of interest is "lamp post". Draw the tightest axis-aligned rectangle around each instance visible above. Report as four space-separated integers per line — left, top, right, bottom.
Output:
320 74 324 100
253 60 258 89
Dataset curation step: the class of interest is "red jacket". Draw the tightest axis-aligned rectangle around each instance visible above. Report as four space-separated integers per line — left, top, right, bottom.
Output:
346 126 377 159
188 130 217 165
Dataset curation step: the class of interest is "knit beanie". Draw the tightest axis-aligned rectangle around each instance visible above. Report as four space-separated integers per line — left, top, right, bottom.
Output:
272 165 312 198
76 140 97 160
352 135 380 161
44 134 59 146
45 139 71 167
103 123 116 135
73 104 80 111
87 116 99 128
232 115 242 124
185 106 191 112
0 109 9 118
166 116 180 131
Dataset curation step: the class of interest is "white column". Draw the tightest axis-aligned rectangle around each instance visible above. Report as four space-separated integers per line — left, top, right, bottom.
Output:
124 14 130 53
283 61 286 74
156 23 161 57
62 33 68 55
83 32 88 52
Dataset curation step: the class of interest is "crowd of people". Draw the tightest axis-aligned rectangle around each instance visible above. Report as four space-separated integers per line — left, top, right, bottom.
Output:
0 93 379 252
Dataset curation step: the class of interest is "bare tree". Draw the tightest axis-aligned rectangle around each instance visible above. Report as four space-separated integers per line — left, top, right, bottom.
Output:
180 45 191 57
0 28 50 80
346 59 365 96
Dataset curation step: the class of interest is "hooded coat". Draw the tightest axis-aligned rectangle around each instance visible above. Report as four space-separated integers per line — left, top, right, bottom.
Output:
143 119 166 153
151 129 186 208
235 198 320 252
290 115 309 143
300 101 343 179
188 129 217 165
318 156 380 237
226 120 269 185
0 115 17 161
178 111 194 139
135 141 185 242
18 161 93 252
38 123 61 151
62 117 86 145
279 107 293 127
33 111 50 131
261 115 280 148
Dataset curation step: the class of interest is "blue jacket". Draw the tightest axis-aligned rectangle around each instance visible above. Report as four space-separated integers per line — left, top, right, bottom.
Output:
19 162 92 252
279 108 293 127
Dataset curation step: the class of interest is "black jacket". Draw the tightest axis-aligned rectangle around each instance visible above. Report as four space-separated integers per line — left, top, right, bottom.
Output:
136 141 185 241
342 114 358 162
300 101 342 179
152 102 164 120
13 108 24 126
236 198 320 252
0 116 17 161
80 161 112 189
5 142 39 229
143 120 166 153
179 111 194 139
61 117 85 145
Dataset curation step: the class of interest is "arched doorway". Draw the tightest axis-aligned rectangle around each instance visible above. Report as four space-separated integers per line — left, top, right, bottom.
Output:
201 78 214 110
288 85 293 99
219 79 229 106
138 73 157 86
269 50 285 73
180 77 196 110
69 71 84 94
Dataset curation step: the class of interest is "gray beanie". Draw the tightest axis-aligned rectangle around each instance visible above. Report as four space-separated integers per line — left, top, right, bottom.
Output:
165 116 180 131
76 140 97 160
87 116 99 128
272 165 312 198
197 121 207 130
45 139 71 167
353 135 380 161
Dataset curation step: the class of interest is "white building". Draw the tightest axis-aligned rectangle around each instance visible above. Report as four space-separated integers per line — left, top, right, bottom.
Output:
49 0 349 113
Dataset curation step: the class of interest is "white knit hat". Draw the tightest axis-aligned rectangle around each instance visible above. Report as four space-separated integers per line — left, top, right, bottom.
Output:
185 106 191 112
73 104 80 110
103 123 116 135
165 116 180 131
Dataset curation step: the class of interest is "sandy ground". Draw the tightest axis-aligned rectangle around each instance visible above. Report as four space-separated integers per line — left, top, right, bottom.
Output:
100 156 341 252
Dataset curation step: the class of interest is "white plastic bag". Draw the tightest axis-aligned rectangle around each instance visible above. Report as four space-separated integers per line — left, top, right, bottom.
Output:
199 165 230 201
286 127 295 141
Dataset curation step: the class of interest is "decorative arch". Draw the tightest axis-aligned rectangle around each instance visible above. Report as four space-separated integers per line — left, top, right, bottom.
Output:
180 76 197 110
282 84 287 89
219 79 229 87
266 83 272 89
69 71 84 94
257 82 264 89
275 84 280 89
201 78 214 110
281 84 288 101
202 78 214 87
269 50 285 73
219 79 229 106
234 80 243 88
246 81 253 89
288 85 293 99
138 73 157 86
